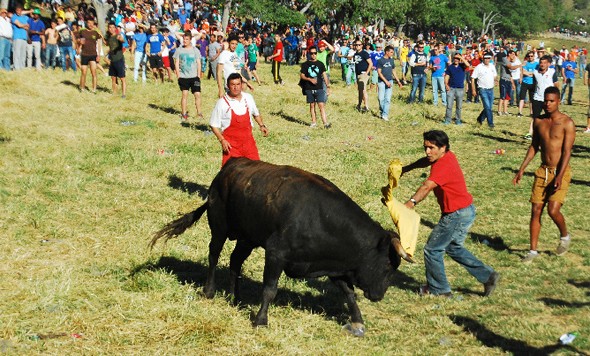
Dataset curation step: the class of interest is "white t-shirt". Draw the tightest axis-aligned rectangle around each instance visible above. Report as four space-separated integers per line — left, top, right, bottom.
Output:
209 93 260 132
533 67 557 101
510 58 522 80
217 50 243 83
471 63 497 89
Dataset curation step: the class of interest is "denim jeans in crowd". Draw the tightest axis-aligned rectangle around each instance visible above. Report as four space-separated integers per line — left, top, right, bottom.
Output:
409 73 426 103
59 46 76 72
377 81 393 118
345 64 355 85
510 79 521 106
445 87 464 124
134 51 147 82
561 78 575 105
424 204 494 295
45 43 58 69
431 76 446 105
0 37 11 70
477 88 495 127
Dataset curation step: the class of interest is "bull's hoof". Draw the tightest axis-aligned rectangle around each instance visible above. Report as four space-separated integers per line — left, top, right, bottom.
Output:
250 310 268 327
342 323 365 337
202 287 215 299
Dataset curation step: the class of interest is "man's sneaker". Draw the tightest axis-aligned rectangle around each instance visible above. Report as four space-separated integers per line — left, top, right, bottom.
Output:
556 237 571 256
180 113 189 122
355 105 362 112
483 272 501 297
517 113 523 117
523 133 532 140
522 251 540 264
584 127 590 134
361 107 369 113
309 122 317 128
324 122 332 129
382 116 389 121
419 284 452 298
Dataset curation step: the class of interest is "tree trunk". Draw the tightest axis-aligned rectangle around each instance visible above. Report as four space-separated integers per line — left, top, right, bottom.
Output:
92 0 111 35
299 2 312 14
221 0 231 35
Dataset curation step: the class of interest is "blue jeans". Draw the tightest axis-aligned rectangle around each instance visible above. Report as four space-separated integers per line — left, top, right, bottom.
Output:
424 204 494 295
45 43 58 69
59 46 76 72
510 79 521 106
477 88 494 127
409 73 426 103
431 76 446 105
0 37 11 70
561 78 575 104
445 87 464 123
377 81 393 118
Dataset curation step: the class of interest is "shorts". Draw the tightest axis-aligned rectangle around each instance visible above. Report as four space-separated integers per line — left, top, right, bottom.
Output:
248 61 257 71
530 165 571 204
108 58 126 78
499 79 512 100
149 55 163 69
178 77 201 93
162 55 170 68
305 89 327 103
519 82 534 101
371 70 379 84
532 100 544 118
81 55 97 66
357 72 370 86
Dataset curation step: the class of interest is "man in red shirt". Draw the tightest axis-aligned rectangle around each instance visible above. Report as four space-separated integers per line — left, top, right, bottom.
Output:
268 33 284 85
402 130 500 298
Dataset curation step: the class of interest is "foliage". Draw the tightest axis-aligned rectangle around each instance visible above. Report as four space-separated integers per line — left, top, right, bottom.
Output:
234 0 306 26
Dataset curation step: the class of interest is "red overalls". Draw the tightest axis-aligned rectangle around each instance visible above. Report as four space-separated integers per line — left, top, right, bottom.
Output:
221 96 260 166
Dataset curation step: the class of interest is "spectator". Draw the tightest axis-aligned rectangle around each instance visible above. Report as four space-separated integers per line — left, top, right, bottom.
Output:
560 53 578 105
338 38 350 84
146 23 166 83
509 50 522 107
353 39 372 112
429 44 448 106
369 42 384 92
408 41 428 104
315 39 333 82
207 34 222 80
27 8 45 70
300 45 331 128
376 45 402 121
131 24 147 82
585 62 590 133
518 51 537 117
267 33 284 85
471 52 497 128
44 19 59 69
245 35 262 85
0 8 13 71
105 22 127 98
444 53 470 125
174 31 202 121
217 33 253 98
497 50 519 116
195 30 208 78
78 18 103 93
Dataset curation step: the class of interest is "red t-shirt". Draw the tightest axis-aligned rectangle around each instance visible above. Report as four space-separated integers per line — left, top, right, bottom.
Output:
428 151 473 214
273 41 283 62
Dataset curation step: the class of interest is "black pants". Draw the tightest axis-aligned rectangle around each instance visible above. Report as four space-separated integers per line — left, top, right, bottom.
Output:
272 60 282 84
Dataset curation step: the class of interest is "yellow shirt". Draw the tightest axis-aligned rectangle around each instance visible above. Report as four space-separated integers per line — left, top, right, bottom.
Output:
400 47 409 62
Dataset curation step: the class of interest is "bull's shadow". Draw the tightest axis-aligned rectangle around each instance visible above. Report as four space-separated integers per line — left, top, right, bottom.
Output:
132 256 351 324
451 315 587 355
180 122 211 131
167 175 209 199
148 103 181 116
538 297 590 308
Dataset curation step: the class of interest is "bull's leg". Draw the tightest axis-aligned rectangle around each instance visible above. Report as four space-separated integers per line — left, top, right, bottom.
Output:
204 211 228 299
253 255 284 327
331 277 365 337
229 240 254 305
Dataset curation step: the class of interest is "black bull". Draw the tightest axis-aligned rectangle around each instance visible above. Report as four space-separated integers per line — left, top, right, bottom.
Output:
151 158 410 335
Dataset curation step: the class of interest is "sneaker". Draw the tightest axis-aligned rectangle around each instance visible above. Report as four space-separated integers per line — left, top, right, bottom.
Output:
483 272 501 297
556 237 571 256
324 122 332 129
355 105 362 112
455 120 463 125
443 119 451 125
517 113 523 117
361 107 369 113
180 113 189 122
503 112 510 115
523 133 532 140
419 284 452 298
309 122 317 128
497 111 504 116
521 251 540 264
584 127 590 134
382 116 389 121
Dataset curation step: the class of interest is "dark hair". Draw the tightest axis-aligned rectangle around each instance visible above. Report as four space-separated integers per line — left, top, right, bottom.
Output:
540 54 552 63
227 72 242 86
227 34 239 43
384 45 393 52
308 45 317 52
108 21 116 27
183 31 192 38
544 86 560 97
423 130 450 150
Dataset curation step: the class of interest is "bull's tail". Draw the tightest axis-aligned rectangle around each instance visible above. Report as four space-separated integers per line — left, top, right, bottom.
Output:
149 201 209 249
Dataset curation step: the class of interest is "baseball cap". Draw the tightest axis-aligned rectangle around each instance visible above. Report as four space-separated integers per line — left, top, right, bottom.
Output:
33 8 41 15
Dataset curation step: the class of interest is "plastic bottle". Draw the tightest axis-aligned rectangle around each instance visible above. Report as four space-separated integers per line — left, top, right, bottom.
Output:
491 149 506 155
559 332 578 345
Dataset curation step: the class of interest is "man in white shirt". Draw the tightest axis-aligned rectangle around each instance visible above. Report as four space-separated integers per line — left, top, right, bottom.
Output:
210 73 269 166
471 52 497 128
216 33 253 98
0 8 13 70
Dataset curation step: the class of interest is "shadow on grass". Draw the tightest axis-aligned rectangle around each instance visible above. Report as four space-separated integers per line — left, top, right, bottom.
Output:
132 256 354 325
0 136 11 143
148 103 181 116
473 132 521 144
180 122 211 131
538 297 590 308
270 110 308 126
451 315 588 355
501 167 590 187
168 175 208 199
61 79 109 93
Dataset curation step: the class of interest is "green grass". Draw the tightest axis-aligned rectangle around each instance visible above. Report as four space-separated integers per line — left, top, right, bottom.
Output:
1 38 589 354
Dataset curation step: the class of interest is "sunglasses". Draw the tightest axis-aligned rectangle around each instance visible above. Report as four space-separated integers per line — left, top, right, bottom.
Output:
309 52 317 54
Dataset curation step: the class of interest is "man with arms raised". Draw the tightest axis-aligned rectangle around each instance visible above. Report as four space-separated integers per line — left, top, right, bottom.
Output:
514 87 575 263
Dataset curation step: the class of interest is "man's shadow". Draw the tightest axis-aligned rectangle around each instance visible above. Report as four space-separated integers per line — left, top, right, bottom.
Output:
148 103 181 116
61 79 108 92
451 315 588 355
270 110 308 126
167 175 208 199
501 167 590 187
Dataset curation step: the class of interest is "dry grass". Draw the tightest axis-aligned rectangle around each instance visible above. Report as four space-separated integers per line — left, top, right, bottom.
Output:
1 37 589 354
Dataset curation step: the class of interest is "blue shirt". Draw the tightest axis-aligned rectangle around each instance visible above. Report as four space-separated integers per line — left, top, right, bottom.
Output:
178 11 188 25
370 50 384 67
147 33 165 54
563 60 577 79
522 60 538 85
11 14 29 40
166 34 176 55
430 53 448 77
28 18 46 42
134 32 147 52
339 45 349 64
445 63 467 88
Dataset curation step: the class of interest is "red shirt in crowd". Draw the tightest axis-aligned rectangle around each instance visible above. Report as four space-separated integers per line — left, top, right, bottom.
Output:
272 40 283 62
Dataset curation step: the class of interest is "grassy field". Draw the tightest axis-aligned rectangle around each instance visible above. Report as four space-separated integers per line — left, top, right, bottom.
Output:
1 37 589 354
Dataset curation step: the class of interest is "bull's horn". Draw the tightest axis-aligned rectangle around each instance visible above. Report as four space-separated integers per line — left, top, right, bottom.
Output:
391 237 416 264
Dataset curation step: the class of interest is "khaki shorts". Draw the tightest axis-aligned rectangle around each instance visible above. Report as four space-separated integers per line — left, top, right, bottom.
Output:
357 72 370 86
530 165 571 204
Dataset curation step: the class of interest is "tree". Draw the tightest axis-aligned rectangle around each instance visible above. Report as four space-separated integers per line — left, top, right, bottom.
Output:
480 11 500 38
92 0 112 35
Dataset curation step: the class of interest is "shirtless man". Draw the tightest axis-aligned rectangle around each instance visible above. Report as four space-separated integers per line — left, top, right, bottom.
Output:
513 86 576 263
